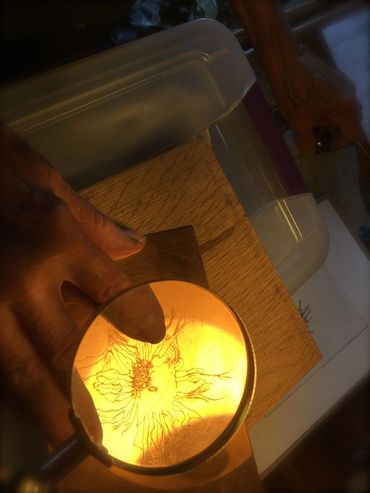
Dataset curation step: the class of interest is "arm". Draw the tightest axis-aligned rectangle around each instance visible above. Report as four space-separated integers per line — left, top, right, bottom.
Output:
229 0 362 154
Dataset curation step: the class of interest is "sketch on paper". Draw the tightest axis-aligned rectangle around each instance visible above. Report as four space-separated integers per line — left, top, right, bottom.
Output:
79 312 231 463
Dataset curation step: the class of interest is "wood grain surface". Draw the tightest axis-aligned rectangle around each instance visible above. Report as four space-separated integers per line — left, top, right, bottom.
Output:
117 226 209 288
80 135 321 427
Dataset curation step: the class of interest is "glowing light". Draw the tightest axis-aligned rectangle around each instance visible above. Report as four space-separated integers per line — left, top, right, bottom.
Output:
73 282 249 469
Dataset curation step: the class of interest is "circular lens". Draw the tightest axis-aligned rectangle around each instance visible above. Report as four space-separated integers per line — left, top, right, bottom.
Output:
71 280 255 473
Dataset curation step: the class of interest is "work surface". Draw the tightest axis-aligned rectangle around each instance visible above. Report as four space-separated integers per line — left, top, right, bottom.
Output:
80 135 321 425
61 135 320 492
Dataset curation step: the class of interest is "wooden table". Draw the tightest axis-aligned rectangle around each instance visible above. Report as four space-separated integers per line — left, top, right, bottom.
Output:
61 135 320 492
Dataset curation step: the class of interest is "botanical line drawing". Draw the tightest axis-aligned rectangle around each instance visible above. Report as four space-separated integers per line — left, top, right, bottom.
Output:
80 313 231 461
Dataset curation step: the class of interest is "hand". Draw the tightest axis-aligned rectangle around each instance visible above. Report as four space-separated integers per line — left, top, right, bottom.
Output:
273 48 362 154
229 0 362 155
0 124 165 445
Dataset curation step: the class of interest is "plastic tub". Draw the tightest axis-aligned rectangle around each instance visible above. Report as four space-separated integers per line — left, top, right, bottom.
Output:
0 19 327 292
209 103 328 293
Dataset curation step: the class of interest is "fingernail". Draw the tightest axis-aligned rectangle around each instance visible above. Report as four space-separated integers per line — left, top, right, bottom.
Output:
140 311 166 344
122 228 146 244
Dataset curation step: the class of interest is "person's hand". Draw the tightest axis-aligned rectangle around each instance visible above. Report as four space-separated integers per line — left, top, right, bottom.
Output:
0 123 165 445
271 48 362 154
229 0 362 155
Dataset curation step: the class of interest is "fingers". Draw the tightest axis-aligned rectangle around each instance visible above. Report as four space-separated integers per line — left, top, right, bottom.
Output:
6 289 102 441
72 194 145 260
71 242 132 305
14 285 83 390
62 282 97 330
271 52 362 154
0 123 164 452
71 244 166 344
1 123 145 260
103 284 166 344
292 104 362 155
54 181 146 260
0 309 73 445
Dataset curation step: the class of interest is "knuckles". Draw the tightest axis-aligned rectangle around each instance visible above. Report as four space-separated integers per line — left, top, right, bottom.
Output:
0 268 48 307
1 186 83 261
51 338 81 386
92 269 130 304
1 350 43 397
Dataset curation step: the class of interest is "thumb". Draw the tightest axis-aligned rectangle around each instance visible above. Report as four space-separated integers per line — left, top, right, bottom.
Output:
71 241 166 344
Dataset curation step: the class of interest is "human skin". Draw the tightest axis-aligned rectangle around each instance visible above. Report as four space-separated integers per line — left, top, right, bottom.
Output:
0 123 165 445
230 0 363 154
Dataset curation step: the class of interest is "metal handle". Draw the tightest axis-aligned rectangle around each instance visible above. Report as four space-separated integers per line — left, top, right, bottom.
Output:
8 434 88 493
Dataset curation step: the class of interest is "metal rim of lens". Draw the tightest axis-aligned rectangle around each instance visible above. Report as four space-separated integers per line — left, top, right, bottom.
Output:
71 279 256 476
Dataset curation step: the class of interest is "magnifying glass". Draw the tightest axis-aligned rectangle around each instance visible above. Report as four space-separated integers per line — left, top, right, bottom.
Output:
12 280 255 492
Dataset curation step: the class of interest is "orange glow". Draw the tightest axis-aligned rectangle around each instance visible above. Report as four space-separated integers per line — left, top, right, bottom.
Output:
73 281 249 469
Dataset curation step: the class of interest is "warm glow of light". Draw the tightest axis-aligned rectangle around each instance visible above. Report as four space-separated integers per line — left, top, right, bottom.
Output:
73 282 249 469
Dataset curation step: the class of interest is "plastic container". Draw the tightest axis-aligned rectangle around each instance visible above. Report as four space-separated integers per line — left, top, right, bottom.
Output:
250 194 328 293
0 18 327 291
209 103 329 293
0 19 255 189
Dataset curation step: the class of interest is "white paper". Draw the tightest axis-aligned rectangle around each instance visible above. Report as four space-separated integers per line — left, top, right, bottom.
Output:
249 200 370 475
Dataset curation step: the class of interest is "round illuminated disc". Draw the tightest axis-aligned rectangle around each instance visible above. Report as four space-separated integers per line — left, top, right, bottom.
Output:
72 280 255 473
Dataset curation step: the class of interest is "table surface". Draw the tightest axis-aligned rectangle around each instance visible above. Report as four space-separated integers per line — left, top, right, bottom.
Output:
61 135 320 492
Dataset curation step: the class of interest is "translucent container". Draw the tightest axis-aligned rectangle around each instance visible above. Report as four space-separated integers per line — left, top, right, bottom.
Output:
209 103 329 293
0 19 255 189
250 194 329 293
0 19 327 292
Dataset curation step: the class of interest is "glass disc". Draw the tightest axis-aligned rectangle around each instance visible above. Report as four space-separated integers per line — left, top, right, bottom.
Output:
72 280 254 473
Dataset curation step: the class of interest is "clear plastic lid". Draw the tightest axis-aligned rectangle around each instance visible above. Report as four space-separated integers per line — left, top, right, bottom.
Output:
0 20 327 292
0 20 255 189
250 194 329 293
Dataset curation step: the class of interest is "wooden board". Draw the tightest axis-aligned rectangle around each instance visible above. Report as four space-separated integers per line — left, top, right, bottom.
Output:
117 226 209 288
80 135 321 427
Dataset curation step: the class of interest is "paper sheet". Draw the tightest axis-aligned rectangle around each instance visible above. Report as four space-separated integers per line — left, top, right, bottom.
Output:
249 200 370 475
